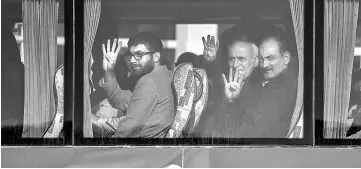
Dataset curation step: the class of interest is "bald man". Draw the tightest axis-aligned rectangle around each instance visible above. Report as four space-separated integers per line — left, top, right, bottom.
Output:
203 35 263 138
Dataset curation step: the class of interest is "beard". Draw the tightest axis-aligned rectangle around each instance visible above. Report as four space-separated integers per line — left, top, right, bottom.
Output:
128 59 155 85
261 65 275 79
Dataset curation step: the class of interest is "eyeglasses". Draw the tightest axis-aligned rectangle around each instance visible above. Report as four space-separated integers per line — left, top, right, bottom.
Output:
124 51 155 61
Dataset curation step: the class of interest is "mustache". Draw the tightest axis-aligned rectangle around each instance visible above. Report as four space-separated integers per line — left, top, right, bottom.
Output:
129 64 141 68
262 66 273 71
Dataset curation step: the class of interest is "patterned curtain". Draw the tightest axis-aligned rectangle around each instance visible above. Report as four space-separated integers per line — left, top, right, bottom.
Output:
324 0 359 138
22 0 59 137
84 0 101 137
287 0 304 138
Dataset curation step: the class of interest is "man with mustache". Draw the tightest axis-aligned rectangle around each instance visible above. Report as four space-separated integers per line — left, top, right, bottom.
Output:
234 34 297 137
201 31 297 138
97 31 175 138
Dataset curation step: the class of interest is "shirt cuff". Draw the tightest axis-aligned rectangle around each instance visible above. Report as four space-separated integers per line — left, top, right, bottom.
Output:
98 77 117 86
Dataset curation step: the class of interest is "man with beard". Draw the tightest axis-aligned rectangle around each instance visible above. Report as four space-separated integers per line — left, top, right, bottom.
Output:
235 35 297 137
97 32 175 138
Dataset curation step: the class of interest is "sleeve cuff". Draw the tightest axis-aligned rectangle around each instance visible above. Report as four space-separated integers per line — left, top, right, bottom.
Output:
98 77 118 96
98 77 117 87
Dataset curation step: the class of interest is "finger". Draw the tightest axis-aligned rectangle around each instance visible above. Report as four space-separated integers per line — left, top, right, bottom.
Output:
105 125 115 132
101 124 112 132
229 68 233 83
102 44 106 56
202 37 207 47
216 40 220 47
238 70 246 85
115 39 122 55
107 39 110 53
222 74 228 84
106 121 116 132
233 67 239 82
211 36 215 46
207 35 210 44
102 46 109 63
111 38 117 52
240 71 245 83
103 54 109 64
237 77 242 84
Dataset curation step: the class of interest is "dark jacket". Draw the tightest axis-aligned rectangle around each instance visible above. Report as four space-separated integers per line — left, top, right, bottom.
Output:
201 67 297 138
234 68 298 138
1 24 24 138
210 68 262 138
191 56 263 137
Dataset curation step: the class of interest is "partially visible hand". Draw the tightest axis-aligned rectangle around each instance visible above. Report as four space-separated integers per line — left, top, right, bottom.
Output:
348 105 357 118
202 35 219 62
222 67 245 102
106 116 124 130
347 130 361 139
102 38 122 72
95 117 116 133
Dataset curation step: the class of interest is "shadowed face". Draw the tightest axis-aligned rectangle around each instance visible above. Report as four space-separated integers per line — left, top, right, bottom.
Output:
259 39 290 79
227 41 258 81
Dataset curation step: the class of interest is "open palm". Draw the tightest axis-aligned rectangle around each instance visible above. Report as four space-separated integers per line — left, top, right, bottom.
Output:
222 67 245 102
202 35 219 62
102 38 122 72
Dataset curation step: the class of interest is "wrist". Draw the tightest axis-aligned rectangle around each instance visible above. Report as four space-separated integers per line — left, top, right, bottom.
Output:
105 69 115 74
104 70 116 83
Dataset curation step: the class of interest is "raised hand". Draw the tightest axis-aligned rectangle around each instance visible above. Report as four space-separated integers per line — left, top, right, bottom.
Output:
202 35 219 62
102 38 122 72
222 67 245 102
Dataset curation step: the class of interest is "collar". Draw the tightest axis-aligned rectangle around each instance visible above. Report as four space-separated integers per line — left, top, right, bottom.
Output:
261 68 296 88
152 65 168 73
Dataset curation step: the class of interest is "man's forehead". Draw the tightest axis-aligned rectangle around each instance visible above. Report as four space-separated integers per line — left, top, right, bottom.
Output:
260 40 280 55
129 44 149 52
229 41 252 53
261 39 280 49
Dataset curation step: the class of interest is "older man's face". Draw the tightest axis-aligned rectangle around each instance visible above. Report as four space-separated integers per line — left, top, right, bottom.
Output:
227 41 257 81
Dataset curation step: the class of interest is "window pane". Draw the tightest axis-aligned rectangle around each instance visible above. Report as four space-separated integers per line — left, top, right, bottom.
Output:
323 0 361 140
2 0 65 142
82 0 309 145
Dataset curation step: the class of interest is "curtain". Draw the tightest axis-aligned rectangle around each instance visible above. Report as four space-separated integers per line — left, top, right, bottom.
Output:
22 0 59 137
324 0 359 138
84 0 101 137
287 0 304 138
